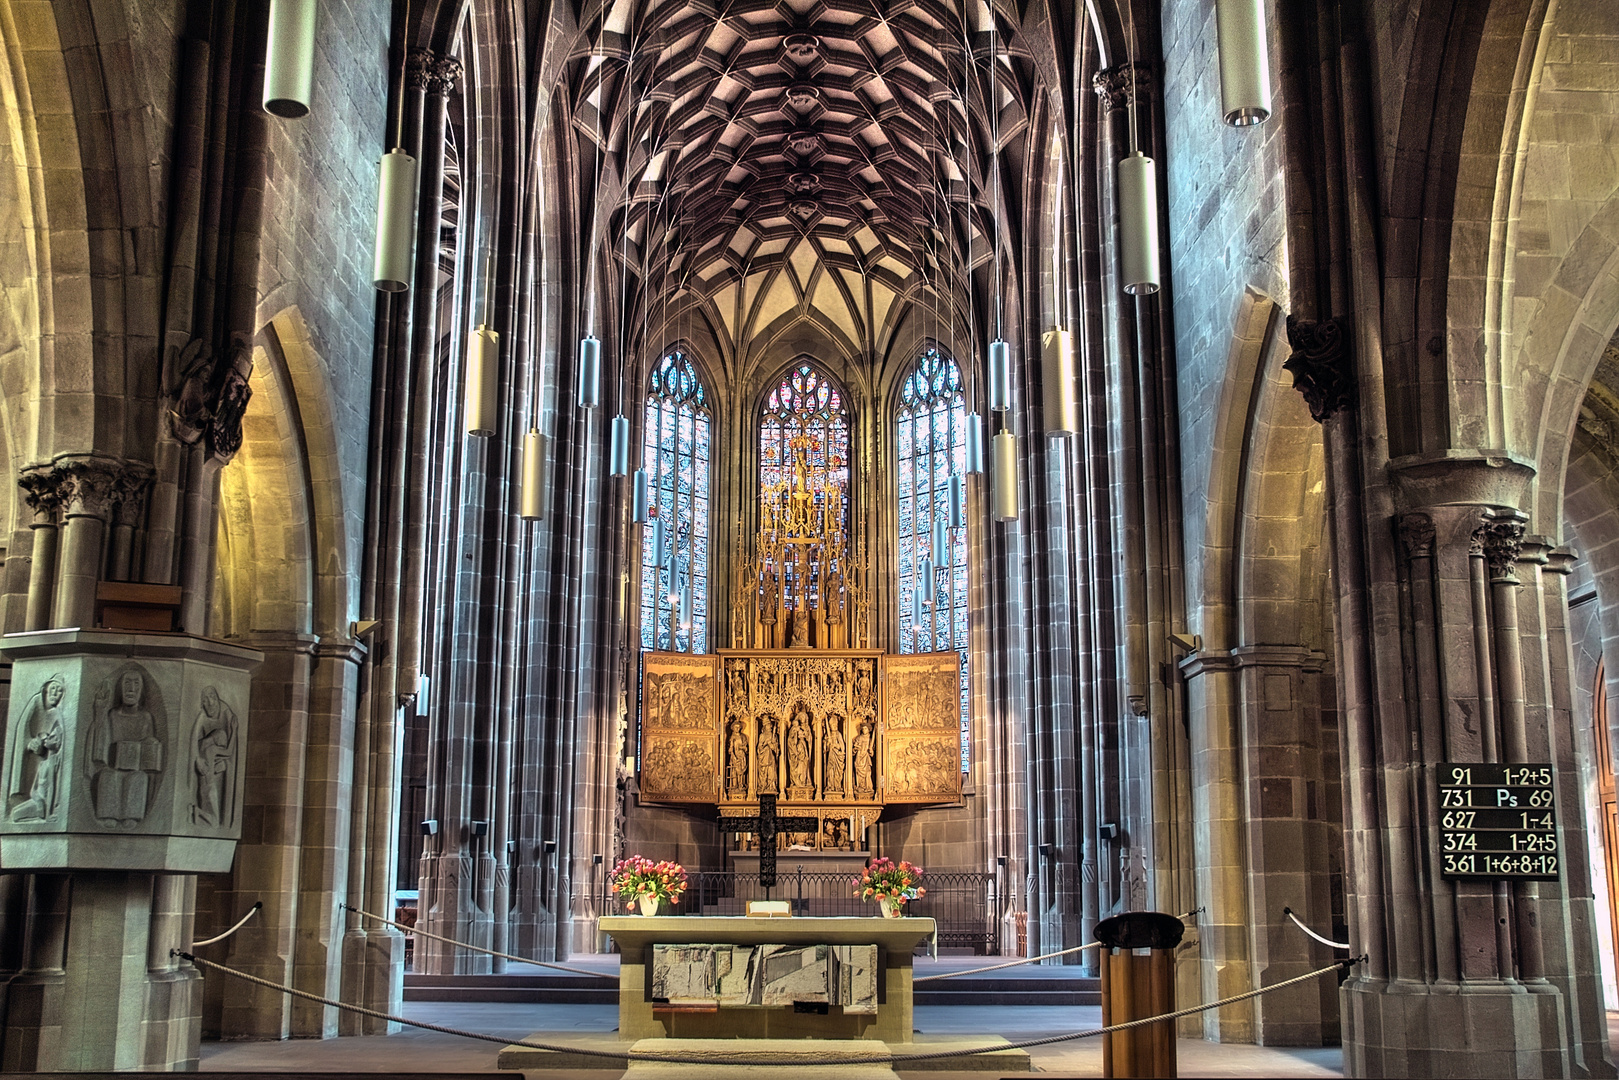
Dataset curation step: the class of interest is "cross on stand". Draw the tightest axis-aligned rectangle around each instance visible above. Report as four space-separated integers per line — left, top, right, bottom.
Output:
719 793 819 896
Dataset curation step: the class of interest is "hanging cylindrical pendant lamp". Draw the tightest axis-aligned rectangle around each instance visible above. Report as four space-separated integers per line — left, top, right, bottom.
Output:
520 428 546 520
965 412 985 474
1216 0 1272 127
609 414 631 477
988 340 1012 412
372 150 418 292
464 325 499 436
992 430 1018 522
919 558 935 599
1041 328 1079 436
911 586 924 626
1117 152 1160 295
932 519 949 567
948 474 966 529
632 469 650 524
263 0 317 118
577 335 602 409
651 519 667 567
680 573 695 622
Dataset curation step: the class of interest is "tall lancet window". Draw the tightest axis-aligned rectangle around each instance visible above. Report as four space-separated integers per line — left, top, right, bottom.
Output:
896 345 969 766
640 350 711 652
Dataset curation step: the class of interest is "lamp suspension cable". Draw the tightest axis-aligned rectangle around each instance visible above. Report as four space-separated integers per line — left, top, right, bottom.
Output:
466 226 500 437
578 32 606 408
1115 0 1160 295
960 21 984 475
609 35 637 476
372 0 418 292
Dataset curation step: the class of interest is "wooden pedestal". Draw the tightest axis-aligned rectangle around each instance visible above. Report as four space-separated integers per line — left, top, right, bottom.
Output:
1100 947 1176 1079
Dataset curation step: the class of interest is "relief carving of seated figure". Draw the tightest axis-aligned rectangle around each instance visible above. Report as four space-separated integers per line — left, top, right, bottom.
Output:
87 670 162 828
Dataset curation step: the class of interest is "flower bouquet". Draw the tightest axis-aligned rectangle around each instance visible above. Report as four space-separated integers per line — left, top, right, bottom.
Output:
609 855 688 915
853 856 925 917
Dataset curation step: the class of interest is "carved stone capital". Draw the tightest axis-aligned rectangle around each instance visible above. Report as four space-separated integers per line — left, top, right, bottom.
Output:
208 366 253 462
1092 63 1152 111
1397 513 1435 559
53 456 124 519
1482 517 1526 584
407 50 462 96
17 467 60 522
1284 315 1354 422
113 468 155 528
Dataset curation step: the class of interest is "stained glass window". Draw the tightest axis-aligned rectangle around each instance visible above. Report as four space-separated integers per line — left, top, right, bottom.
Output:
896 345 970 769
760 361 851 533
641 350 711 652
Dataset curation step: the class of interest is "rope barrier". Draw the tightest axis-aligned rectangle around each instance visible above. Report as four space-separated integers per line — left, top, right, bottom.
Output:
915 941 1098 979
353 904 1203 986
176 947 1361 1067
919 906 1198 977
342 904 607 978
191 901 262 948
1283 907 1351 950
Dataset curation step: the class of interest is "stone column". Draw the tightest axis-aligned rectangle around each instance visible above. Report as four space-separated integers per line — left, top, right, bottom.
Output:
18 471 60 632
107 471 153 582
51 457 119 629
1337 451 1582 1077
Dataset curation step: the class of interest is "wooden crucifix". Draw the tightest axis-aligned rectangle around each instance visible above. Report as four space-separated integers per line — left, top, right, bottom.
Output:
718 793 819 892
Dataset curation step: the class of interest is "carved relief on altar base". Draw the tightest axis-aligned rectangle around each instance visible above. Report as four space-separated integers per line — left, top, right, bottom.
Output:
638 652 720 803
880 652 963 804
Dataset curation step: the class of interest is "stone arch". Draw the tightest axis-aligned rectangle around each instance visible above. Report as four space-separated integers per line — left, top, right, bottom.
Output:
213 341 315 639
1182 286 1341 1045
0 0 86 472
1434 0 1619 529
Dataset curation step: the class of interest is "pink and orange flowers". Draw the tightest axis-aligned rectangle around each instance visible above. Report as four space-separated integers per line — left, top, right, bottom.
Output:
853 857 925 906
609 855 688 905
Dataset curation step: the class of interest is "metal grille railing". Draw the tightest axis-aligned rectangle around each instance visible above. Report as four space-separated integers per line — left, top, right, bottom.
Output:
597 869 1001 955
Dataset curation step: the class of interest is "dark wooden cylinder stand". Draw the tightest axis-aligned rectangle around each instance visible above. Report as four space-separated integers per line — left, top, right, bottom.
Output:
1097 910 1184 1079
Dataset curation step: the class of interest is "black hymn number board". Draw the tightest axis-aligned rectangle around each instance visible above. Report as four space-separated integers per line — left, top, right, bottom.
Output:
718 793 820 892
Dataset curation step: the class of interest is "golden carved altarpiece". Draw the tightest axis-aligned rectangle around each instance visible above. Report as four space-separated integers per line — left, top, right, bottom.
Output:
637 424 964 846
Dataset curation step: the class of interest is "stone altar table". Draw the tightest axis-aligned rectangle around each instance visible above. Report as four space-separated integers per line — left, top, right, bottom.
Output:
601 915 935 1042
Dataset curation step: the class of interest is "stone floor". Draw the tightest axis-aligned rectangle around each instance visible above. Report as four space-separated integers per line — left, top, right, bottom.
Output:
201 954 1346 1078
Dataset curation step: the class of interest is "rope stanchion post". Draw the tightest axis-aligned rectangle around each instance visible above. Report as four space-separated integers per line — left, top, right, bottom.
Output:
1096 910 1183 1079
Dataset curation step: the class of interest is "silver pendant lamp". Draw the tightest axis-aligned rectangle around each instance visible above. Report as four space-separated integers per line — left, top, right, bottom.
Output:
373 150 418 292
988 340 1012 411
632 468 650 524
1118 152 1160 295
1041 328 1078 435
931 518 949 567
991 430 1018 522
919 558 935 598
948 474 966 528
609 413 631 477
465 326 499 436
263 0 317 118
1217 0 1272 127
577 336 601 409
965 413 985 473
520 429 546 520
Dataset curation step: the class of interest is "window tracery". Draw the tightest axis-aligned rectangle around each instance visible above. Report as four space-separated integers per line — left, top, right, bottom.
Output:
896 345 969 768
640 350 711 652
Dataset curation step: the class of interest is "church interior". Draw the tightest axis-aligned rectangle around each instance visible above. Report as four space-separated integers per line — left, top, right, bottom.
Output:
0 0 1616 1075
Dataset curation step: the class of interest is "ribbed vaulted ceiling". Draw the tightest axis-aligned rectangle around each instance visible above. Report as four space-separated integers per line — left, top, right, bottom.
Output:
569 0 1034 362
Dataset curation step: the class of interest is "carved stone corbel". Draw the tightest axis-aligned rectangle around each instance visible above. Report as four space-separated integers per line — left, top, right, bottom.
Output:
1092 63 1153 112
1283 315 1354 422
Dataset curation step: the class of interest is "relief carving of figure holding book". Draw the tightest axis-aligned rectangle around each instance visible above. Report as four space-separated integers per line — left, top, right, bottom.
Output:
86 669 162 827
